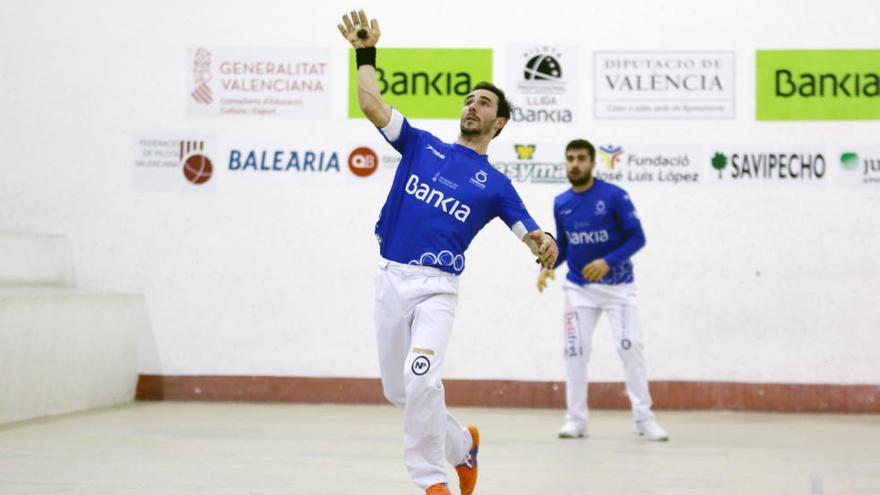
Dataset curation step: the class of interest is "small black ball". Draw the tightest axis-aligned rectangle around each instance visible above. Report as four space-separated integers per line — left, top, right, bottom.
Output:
356 28 368 40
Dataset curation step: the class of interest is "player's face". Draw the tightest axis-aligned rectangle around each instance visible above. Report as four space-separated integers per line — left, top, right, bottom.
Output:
566 148 594 186
460 89 504 138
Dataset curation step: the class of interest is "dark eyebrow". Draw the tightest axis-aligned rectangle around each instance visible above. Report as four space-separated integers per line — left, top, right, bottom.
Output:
464 94 493 104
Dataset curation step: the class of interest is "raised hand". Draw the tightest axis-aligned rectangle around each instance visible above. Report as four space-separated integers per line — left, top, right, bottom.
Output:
337 9 381 48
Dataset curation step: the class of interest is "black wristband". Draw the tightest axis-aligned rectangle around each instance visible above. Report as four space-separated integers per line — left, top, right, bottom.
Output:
356 47 376 68
534 232 556 264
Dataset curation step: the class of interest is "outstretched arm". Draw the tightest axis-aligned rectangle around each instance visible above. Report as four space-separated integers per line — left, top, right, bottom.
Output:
524 230 558 270
337 10 391 127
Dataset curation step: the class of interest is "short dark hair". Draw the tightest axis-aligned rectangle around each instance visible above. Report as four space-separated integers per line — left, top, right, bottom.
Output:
566 139 596 161
471 81 511 137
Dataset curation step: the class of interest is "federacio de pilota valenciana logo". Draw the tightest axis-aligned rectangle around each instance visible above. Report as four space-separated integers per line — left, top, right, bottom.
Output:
180 141 213 185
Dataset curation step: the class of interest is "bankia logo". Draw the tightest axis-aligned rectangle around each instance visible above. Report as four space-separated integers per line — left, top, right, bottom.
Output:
348 48 493 119
404 174 472 222
756 50 880 120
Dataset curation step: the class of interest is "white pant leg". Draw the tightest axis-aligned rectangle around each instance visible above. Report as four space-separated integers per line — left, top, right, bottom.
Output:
403 280 459 488
374 266 410 408
563 284 601 426
444 413 470 466
374 261 468 489
603 286 655 422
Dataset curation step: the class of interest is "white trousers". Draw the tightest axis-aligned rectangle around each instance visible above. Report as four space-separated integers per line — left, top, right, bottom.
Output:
563 280 656 424
374 260 472 489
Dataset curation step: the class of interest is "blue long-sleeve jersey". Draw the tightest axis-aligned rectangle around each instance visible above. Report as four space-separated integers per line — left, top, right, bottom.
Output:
553 179 646 285
374 109 540 275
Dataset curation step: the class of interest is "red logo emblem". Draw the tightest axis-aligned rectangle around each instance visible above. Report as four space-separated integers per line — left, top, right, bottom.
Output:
348 147 379 177
180 141 213 185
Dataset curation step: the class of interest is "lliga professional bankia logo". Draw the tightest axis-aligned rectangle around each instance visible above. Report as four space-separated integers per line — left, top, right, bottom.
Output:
508 45 577 123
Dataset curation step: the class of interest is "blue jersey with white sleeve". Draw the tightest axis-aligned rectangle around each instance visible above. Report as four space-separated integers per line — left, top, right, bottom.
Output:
553 179 646 285
374 108 540 275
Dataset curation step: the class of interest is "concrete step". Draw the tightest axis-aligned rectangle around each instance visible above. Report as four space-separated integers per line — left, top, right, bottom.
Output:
0 287 146 424
0 231 72 287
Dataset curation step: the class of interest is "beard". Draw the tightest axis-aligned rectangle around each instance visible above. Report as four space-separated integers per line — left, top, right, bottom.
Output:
459 116 487 137
459 124 480 136
568 170 592 187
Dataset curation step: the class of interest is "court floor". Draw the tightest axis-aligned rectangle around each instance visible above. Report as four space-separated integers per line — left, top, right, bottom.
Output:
1 402 878 494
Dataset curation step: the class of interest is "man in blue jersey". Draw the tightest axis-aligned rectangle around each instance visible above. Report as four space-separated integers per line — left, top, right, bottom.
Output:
537 139 668 441
338 10 558 495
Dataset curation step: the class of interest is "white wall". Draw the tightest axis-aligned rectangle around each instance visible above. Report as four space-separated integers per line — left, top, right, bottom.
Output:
2 0 878 384
0 289 143 423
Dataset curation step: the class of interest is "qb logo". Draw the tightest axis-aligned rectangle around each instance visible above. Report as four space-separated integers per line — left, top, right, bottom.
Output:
348 146 379 177
411 356 431 376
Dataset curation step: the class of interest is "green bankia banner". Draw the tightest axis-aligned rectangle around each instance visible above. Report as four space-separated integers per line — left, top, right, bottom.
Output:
348 48 493 119
756 50 880 120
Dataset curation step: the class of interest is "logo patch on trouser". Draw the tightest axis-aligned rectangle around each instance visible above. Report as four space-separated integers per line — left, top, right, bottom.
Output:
564 311 581 357
411 355 431 376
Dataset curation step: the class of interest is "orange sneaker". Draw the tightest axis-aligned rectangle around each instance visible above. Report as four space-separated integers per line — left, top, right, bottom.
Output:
454 425 479 495
426 483 451 495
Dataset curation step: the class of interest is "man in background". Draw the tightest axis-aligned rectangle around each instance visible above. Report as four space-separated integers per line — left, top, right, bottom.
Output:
538 139 668 441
